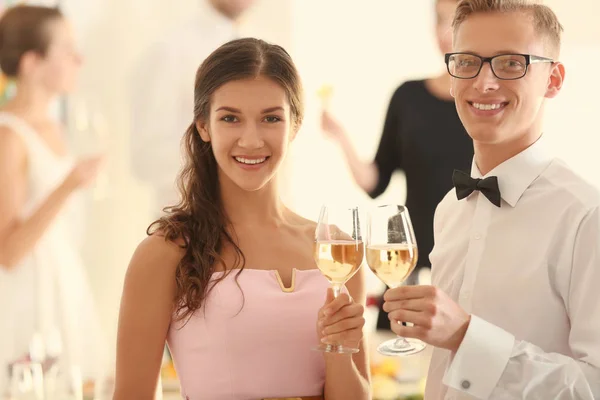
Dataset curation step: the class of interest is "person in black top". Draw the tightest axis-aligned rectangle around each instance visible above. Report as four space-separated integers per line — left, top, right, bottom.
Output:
321 0 472 330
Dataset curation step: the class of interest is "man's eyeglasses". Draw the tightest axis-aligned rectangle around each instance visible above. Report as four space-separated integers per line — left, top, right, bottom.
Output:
445 53 554 80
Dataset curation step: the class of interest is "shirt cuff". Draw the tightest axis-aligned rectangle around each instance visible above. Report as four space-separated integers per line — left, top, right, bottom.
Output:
442 315 515 399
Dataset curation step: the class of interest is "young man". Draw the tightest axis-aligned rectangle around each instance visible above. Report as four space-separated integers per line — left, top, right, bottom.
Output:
382 0 600 398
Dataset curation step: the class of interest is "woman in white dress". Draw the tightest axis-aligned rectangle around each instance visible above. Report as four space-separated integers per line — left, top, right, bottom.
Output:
0 5 108 393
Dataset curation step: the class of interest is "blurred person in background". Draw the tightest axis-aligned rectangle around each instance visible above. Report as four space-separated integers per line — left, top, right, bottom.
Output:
0 4 109 394
114 38 369 400
321 0 473 331
130 0 257 215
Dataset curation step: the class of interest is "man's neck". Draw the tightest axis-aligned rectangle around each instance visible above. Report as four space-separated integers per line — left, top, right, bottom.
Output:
474 130 542 176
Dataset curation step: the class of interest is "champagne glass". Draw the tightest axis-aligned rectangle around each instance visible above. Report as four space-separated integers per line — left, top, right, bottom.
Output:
70 99 110 200
314 204 364 354
64 366 83 400
366 204 426 356
9 362 44 400
47 365 83 400
43 329 63 399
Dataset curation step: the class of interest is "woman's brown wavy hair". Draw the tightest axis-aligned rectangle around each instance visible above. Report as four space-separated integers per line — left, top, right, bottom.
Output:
148 38 304 321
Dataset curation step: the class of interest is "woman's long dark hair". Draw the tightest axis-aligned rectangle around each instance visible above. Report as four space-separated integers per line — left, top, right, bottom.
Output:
148 38 304 321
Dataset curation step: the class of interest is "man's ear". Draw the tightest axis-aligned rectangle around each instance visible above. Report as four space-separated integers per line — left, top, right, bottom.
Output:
545 62 565 99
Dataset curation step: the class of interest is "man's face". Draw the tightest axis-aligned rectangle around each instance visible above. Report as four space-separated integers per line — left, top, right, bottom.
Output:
451 11 564 147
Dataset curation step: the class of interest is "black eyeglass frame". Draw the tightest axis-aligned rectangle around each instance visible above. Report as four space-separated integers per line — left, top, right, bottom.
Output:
444 52 555 80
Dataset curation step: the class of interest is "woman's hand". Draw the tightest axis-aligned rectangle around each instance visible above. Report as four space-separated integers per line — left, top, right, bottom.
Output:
317 287 365 350
63 155 104 191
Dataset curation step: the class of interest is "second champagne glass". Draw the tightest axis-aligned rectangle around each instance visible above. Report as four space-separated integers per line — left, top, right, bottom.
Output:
314 204 364 354
366 204 426 356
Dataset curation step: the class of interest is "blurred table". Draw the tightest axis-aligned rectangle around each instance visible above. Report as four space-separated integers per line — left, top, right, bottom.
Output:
368 329 432 400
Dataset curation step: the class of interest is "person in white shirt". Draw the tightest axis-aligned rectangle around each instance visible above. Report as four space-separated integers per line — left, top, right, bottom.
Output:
382 0 600 399
130 0 256 212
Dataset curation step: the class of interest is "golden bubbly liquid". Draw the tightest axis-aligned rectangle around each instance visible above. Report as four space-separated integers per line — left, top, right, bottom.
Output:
315 240 364 284
366 244 418 288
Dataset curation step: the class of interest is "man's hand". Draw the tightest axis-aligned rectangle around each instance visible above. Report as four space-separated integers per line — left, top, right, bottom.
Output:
383 285 471 353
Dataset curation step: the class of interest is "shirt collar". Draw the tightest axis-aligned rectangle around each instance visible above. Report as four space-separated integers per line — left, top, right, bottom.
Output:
471 135 553 208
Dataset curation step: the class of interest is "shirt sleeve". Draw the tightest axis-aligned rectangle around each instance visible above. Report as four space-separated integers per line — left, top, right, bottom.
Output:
129 41 190 194
443 206 600 399
367 86 404 199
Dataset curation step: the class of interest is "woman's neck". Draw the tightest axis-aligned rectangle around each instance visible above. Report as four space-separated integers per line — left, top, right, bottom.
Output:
3 81 55 121
219 173 288 228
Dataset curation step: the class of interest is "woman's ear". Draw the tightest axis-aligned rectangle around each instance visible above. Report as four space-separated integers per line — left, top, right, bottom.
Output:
196 120 211 142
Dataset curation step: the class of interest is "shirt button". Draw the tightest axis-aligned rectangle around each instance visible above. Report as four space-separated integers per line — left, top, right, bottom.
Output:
474 234 482 240
461 380 471 390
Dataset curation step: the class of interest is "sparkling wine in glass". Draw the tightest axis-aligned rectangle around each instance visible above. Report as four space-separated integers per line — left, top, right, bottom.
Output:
314 204 364 354
366 204 426 356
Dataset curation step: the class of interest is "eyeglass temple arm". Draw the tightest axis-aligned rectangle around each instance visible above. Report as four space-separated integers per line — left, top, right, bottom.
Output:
530 55 554 63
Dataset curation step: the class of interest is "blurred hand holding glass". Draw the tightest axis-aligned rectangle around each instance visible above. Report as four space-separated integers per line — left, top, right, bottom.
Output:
70 99 110 200
317 84 333 110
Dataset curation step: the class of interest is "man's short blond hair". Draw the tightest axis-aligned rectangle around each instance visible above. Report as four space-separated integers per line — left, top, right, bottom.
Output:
453 0 564 57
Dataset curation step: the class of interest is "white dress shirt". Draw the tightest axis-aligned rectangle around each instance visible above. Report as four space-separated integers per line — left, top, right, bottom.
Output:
130 1 237 211
425 135 600 399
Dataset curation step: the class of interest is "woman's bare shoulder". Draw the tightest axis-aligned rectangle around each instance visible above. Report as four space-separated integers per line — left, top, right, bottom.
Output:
0 125 27 163
125 233 185 283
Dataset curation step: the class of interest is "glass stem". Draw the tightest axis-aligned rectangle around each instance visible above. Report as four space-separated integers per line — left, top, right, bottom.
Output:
332 284 342 298
394 336 411 349
330 284 343 352
389 284 411 349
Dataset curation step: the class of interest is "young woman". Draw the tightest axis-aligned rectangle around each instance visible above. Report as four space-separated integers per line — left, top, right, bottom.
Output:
0 4 108 392
114 38 370 400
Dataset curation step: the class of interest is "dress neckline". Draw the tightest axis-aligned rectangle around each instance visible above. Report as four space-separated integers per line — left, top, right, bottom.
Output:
212 268 323 293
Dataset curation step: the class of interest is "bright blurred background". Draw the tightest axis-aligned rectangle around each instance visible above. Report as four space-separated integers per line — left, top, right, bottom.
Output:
1 0 599 398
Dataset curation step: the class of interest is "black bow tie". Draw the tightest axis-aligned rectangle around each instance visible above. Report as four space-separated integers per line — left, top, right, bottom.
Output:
452 169 502 207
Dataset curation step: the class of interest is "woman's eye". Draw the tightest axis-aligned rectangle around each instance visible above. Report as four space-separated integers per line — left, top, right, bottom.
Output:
264 116 282 123
221 115 238 123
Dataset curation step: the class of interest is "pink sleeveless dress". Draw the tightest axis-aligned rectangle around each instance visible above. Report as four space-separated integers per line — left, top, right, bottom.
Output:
166 268 330 399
